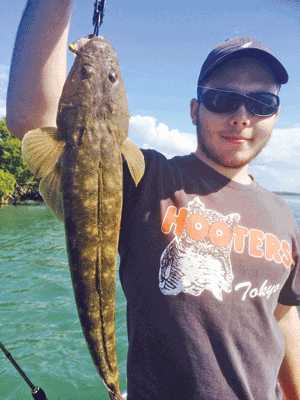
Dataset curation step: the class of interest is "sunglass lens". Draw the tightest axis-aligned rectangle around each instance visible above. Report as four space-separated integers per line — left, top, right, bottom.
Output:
247 93 279 116
204 90 240 113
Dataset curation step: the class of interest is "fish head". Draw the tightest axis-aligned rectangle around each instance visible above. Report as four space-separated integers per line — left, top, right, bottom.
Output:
57 35 130 146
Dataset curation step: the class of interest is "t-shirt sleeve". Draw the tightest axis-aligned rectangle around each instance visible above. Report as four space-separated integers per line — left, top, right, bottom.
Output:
119 148 168 260
278 218 300 306
121 148 158 219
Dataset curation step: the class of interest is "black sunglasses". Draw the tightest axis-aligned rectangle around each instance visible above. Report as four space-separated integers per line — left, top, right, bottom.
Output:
197 86 280 117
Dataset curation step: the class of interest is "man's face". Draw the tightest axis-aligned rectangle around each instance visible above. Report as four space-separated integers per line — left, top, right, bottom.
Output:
191 57 280 170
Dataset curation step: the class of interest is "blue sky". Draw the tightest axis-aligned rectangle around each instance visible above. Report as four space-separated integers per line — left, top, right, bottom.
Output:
1 0 300 191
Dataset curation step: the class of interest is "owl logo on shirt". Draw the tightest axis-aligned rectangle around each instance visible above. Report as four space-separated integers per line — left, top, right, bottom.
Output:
159 197 240 301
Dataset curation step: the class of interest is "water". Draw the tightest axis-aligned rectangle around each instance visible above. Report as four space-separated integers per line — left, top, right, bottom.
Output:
0 205 127 400
1 194 300 400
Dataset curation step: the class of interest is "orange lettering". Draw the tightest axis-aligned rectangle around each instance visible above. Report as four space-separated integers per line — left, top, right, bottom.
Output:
209 222 232 247
162 206 188 236
186 214 209 241
265 234 281 263
249 229 264 258
233 225 249 253
281 240 292 268
162 205 293 270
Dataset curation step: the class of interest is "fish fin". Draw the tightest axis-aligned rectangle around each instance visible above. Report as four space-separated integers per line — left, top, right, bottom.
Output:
109 392 124 400
121 138 145 186
39 163 64 221
22 127 65 179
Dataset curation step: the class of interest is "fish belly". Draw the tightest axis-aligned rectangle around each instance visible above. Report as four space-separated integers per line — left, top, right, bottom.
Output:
61 126 123 398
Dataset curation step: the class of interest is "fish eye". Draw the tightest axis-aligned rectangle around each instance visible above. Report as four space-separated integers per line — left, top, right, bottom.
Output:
109 71 118 83
81 65 94 79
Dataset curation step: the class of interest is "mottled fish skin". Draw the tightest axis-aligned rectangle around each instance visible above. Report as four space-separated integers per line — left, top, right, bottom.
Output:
58 35 128 400
22 34 144 400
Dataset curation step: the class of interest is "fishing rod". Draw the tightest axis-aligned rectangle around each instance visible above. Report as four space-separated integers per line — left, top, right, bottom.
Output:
0 342 48 400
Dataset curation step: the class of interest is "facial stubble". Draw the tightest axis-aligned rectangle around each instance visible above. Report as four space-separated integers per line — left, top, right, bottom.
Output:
195 116 272 170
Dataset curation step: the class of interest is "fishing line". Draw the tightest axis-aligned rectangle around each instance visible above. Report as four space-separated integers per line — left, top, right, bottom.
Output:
0 342 48 400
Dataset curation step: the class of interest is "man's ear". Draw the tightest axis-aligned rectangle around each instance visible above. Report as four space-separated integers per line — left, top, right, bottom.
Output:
190 98 199 126
274 106 280 120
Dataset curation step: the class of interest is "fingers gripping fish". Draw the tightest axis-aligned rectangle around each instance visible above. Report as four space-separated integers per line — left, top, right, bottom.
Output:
22 34 145 400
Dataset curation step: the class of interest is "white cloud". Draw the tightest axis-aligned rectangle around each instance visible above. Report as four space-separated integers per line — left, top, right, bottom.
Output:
256 125 300 167
0 99 6 118
249 124 300 191
0 64 9 73
0 65 9 83
0 65 9 116
129 115 197 158
129 115 300 192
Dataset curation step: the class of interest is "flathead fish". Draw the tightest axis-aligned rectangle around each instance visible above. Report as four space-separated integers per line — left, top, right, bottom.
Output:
22 34 145 400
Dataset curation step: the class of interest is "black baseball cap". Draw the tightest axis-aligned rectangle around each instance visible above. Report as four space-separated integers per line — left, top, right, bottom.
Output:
198 36 289 87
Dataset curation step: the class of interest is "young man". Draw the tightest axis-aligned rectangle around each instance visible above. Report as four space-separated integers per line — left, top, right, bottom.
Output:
119 38 300 400
7 2 300 399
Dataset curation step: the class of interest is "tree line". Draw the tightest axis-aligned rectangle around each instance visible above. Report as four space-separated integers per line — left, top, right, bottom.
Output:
0 117 42 204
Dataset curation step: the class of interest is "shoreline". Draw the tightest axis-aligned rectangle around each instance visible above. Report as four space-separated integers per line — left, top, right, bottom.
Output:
1 192 299 207
274 192 300 196
1 200 44 206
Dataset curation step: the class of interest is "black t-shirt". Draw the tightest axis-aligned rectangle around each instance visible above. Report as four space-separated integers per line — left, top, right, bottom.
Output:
119 149 300 400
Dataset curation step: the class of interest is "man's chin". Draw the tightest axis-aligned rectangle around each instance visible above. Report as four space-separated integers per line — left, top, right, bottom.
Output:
215 158 251 169
201 146 254 170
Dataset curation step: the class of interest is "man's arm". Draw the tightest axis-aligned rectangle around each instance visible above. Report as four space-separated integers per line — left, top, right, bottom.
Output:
6 0 73 141
274 304 300 400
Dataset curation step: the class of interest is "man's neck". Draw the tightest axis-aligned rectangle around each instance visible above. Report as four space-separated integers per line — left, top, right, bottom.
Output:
193 149 253 185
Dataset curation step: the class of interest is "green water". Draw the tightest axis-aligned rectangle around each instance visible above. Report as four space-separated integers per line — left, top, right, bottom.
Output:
0 205 128 400
1 195 300 399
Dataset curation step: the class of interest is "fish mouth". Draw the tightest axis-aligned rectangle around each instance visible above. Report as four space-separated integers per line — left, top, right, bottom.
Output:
69 35 96 54
70 34 105 55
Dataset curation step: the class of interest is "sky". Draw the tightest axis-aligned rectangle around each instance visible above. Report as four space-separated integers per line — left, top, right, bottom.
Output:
0 0 300 192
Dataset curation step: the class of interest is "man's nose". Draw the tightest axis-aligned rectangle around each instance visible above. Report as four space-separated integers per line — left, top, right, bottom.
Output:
229 104 251 128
